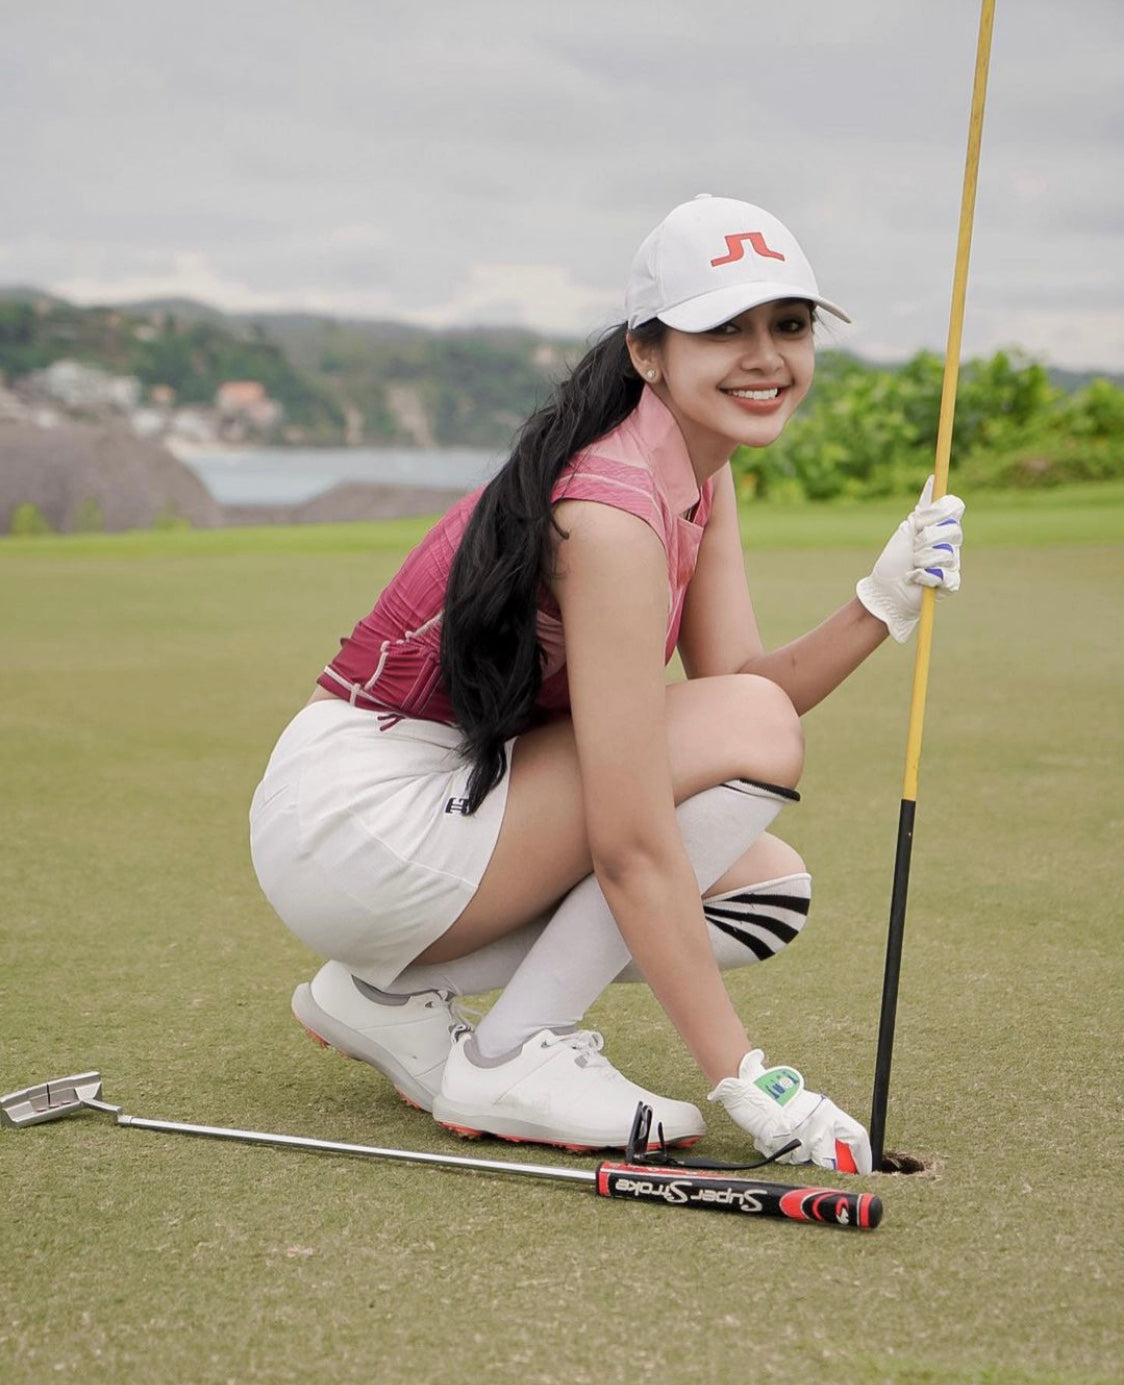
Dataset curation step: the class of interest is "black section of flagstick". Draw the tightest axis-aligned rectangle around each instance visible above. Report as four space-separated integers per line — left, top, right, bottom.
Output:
599 1164 882 1229
870 796 917 1167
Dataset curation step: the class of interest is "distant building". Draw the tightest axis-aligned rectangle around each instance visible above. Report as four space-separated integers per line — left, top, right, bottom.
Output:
32 359 142 414
129 407 168 439
214 380 283 433
168 408 218 445
533 343 562 368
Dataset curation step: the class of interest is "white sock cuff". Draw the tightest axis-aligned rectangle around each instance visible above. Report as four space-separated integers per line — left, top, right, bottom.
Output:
721 778 800 805
704 871 812 903
676 783 794 895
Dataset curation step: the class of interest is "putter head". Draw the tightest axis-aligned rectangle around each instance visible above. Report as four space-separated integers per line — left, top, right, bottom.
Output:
1 1072 104 1128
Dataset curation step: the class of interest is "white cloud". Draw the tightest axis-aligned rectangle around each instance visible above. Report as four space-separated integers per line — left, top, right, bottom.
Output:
2 0 1122 368
53 253 308 314
402 263 617 335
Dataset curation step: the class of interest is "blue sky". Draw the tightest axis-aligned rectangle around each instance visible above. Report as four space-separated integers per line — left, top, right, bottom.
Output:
3 0 1121 369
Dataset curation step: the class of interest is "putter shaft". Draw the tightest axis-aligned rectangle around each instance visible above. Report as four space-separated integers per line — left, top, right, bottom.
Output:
116 1113 596 1185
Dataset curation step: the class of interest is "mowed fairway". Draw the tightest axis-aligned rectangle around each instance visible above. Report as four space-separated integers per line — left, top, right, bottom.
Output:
2 486 1122 1385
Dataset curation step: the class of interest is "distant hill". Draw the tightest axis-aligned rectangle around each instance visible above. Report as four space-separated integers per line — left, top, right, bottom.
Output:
2 287 1122 451
0 290 583 447
100 295 233 326
97 295 1124 396
0 286 70 308
1044 365 1124 393
852 349 1124 395
0 295 345 441
142 301 437 345
112 299 585 447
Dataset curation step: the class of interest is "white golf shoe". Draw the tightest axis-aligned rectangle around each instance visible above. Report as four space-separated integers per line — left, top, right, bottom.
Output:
292 960 462 1113
432 1027 706 1151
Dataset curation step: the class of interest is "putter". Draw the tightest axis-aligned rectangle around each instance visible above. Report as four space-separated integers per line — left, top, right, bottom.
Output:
3 1071 882 1230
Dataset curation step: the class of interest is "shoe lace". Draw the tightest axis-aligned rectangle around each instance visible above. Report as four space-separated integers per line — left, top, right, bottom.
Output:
545 1028 611 1069
451 998 485 1025
434 993 485 1035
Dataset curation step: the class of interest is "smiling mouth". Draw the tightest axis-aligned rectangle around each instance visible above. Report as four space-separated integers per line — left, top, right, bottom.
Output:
723 386 784 401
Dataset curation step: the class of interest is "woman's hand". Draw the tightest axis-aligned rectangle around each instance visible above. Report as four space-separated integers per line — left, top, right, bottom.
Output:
856 477 965 643
708 1049 874 1174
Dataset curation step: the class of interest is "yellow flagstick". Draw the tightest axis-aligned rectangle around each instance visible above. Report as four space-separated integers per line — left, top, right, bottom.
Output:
869 0 997 1167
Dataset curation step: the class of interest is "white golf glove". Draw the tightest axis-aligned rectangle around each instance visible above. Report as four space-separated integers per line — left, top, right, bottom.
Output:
708 1049 873 1175
857 476 965 642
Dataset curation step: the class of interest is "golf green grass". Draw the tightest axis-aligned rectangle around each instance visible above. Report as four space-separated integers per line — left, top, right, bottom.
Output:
2 484 1122 1384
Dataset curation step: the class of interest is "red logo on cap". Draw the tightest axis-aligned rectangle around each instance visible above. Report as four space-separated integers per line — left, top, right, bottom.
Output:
710 232 786 267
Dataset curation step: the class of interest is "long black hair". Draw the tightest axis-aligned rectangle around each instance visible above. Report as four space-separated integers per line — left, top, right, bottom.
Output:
440 318 666 812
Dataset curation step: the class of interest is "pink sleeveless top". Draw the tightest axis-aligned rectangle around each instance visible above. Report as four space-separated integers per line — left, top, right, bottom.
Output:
317 387 714 725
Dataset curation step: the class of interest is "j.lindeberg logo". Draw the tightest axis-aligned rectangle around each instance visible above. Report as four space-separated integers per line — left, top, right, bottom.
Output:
710 231 786 267
444 796 471 815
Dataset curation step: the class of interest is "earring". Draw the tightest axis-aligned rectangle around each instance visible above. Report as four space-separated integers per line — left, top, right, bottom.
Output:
646 369 658 381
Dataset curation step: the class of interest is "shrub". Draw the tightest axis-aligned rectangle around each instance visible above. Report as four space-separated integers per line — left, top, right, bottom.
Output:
72 497 105 532
731 349 1124 501
151 502 192 530
958 432 1124 489
9 502 53 535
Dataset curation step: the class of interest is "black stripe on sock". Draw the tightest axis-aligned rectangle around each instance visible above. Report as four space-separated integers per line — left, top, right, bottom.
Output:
712 890 811 916
705 917 780 961
703 907 801 946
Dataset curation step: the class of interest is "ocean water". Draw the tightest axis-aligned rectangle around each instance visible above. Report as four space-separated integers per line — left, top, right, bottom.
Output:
174 445 503 506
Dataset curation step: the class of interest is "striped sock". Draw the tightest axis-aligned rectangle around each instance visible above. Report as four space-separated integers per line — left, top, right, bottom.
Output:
702 873 811 969
470 780 793 1059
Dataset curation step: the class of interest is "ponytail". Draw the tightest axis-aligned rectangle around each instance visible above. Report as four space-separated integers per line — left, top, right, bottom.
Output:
440 319 665 812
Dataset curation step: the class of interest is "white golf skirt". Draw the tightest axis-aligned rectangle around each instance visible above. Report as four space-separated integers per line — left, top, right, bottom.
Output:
249 700 513 987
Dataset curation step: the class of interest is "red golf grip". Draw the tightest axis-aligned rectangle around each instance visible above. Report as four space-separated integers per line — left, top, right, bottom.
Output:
596 1162 882 1229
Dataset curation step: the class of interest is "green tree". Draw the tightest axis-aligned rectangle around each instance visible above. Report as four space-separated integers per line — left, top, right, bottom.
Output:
72 497 105 532
9 502 53 535
733 348 1124 500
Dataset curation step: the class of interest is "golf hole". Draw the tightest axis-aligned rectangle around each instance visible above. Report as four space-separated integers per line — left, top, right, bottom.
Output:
879 1150 930 1175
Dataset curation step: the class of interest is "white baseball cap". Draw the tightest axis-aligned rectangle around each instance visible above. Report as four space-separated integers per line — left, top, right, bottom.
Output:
625 194 851 332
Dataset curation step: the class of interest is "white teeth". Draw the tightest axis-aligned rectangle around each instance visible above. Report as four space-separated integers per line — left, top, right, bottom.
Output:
727 387 780 400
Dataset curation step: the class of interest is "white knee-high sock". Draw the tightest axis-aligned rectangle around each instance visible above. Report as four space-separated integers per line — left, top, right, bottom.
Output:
470 779 795 1059
386 841 809 999
386 871 811 995
382 918 549 997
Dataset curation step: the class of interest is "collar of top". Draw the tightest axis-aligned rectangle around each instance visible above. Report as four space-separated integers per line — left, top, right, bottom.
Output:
625 385 703 517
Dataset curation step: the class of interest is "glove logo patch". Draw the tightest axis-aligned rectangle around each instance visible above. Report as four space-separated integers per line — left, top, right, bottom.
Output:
755 1066 804 1107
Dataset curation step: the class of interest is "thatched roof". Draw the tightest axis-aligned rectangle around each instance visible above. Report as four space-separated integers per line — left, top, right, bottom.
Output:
0 421 222 532
0 421 470 534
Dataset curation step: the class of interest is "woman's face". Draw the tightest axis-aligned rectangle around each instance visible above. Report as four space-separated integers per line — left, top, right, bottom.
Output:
634 299 816 471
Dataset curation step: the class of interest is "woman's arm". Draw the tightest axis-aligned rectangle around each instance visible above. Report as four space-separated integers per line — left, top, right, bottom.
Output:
550 497 753 1085
678 466 889 713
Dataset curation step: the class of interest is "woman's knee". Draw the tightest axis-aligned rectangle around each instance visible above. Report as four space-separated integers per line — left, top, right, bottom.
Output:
705 833 806 897
735 674 803 785
670 674 804 791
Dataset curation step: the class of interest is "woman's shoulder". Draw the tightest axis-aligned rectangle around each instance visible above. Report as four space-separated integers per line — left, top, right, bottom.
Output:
553 390 705 537
552 444 664 536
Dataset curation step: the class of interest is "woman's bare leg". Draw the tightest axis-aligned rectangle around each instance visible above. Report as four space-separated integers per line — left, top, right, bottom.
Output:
705 833 806 898
414 673 803 964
